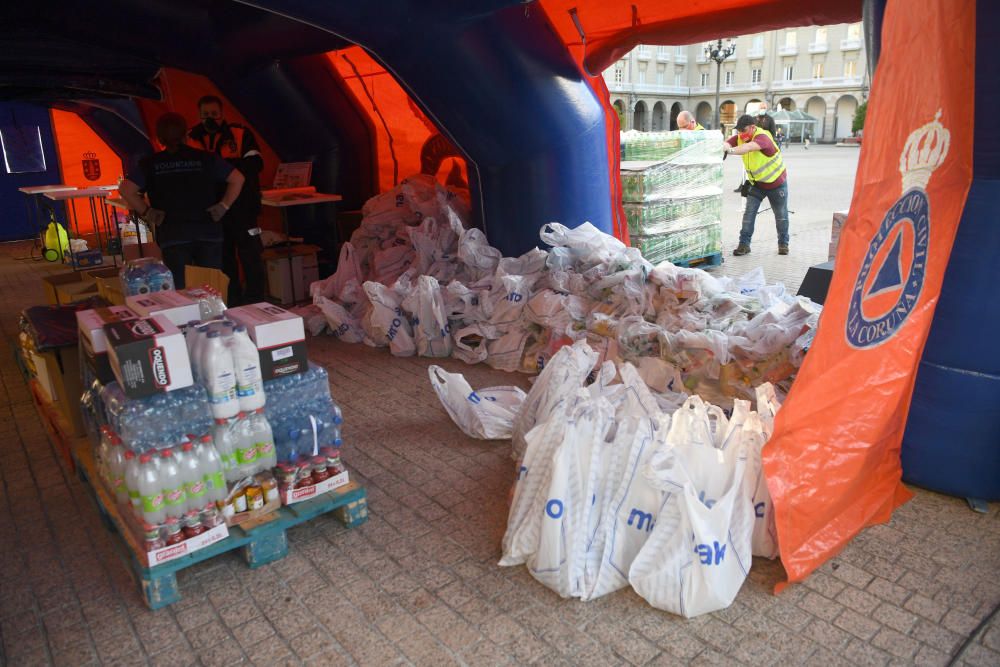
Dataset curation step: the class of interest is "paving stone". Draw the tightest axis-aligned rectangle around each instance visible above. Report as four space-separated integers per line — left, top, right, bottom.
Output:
904 593 949 623
834 608 882 641
800 591 843 621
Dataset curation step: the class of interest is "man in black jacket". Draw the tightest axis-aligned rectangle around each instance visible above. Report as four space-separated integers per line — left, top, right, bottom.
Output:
189 95 265 305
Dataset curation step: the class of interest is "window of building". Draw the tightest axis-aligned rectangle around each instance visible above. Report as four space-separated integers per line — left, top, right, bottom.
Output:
675 72 684 87
815 27 828 44
700 72 709 86
751 68 762 83
614 65 624 84
844 60 857 77
675 45 685 56
785 31 797 47
847 23 862 40
813 62 824 79
658 46 669 57
783 65 794 81
656 65 665 85
724 71 735 85
638 64 647 84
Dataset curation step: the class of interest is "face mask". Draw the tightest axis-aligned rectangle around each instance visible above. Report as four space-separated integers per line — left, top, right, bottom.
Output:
202 118 221 133
739 130 755 142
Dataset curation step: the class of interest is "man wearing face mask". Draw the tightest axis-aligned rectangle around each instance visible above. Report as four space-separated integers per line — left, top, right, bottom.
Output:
189 95 265 305
119 113 244 287
722 114 789 256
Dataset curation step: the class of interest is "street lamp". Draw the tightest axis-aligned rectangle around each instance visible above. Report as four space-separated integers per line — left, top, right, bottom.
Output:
704 38 736 130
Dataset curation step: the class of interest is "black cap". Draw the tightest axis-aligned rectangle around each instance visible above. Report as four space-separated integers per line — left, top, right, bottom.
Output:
736 114 756 131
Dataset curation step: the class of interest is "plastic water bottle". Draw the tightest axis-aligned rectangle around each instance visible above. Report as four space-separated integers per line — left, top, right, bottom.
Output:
232 325 265 411
185 321 202 382
124 449 140 513
234 412 258 479
177 441 208 513
159 448 187 521
108 437 128 505
137 453 166 525
201 331 239 419
211 418 237 482
196 434 227 504
97 426 114 486
251 409 276 472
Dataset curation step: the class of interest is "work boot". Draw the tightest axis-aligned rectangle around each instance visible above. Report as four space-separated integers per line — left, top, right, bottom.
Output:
733 244 751 256
778 245 789 255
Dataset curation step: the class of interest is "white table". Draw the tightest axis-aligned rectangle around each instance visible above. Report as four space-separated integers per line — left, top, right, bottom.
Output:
260 189 342 304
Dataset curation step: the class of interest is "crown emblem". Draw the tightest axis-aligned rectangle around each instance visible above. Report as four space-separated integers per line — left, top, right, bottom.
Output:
899 110 949 192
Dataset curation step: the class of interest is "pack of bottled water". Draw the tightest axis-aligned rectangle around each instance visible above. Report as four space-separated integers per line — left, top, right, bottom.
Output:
263 364 343 464
100 381 214 452
120 257 174 296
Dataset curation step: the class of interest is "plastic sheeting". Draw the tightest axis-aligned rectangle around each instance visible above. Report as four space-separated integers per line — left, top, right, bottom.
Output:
762 0 975 587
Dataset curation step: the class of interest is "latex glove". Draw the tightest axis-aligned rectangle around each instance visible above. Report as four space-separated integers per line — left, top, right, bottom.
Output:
142 208 166 227
206 202 229 222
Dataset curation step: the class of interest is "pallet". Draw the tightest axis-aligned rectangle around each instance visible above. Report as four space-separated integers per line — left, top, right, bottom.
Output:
73 441 368 609
671 252 723 269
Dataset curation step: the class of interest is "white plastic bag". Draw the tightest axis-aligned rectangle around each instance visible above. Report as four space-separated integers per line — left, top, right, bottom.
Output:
311 242 363 302
628 396 755 618
457 228 501 283
316 296 366 344
428 366 527 440
485 329 530 372
362 281 416 357
750 383 781 559
401 275 453 358
511 340 598 461
452 324 491 365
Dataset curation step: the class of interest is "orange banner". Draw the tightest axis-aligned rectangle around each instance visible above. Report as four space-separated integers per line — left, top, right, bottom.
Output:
763 0 975 586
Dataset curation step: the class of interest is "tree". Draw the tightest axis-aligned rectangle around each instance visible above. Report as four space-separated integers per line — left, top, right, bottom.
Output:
852 101 868 134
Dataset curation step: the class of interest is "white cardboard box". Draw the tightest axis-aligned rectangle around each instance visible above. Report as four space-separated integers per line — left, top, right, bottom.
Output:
281 470 350 505
105 315 193 398
226 303 308 379
126 291 201 327
145 522 229 567
77 305 139 354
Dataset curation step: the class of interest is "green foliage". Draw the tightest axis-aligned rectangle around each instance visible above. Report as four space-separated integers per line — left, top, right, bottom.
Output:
852 101 867 134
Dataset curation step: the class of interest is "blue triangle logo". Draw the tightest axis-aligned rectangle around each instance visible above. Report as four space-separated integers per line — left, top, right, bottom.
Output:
867 231 904 297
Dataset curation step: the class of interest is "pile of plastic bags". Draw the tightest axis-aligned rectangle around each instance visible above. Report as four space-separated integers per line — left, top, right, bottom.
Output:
497 340 781 617
306 174 820 407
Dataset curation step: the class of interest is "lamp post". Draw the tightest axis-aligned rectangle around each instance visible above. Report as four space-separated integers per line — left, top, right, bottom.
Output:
704 38 736 130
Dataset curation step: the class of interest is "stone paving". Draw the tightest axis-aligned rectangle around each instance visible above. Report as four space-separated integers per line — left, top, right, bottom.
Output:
1 149 998 666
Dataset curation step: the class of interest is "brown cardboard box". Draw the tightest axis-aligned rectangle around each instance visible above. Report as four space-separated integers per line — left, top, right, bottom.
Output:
33 346 85 436
41 272 89 305
261 244 320 305
185 265 229 299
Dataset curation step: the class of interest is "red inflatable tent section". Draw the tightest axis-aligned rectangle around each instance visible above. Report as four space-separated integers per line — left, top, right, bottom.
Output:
134 68 283 232
49 108 122 235
326 47 469 195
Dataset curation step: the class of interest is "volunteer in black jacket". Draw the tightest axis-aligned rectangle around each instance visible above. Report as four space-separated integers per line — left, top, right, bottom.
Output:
189 95 265 305
119 112 244 289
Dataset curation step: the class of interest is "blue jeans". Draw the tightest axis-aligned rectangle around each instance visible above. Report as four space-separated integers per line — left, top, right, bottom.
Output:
740 182 789 247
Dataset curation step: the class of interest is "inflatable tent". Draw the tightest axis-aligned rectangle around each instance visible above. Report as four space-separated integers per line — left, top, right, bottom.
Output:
0 0 995 588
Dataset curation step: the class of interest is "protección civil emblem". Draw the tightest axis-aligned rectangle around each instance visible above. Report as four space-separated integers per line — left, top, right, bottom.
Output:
846 111 949 349
82 151 101 181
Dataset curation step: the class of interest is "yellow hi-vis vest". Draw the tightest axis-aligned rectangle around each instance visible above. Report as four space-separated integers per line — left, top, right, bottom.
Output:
740 127 785 184
694 123 705 130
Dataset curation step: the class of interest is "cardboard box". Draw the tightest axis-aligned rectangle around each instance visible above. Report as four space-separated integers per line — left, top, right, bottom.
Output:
105 315 193 398
71 249 104 269
185 265 229 300
77 306 139 384
31 346 85 436
41 271 89 305
126 291 201 327
281 470 350 505
262 245 320 305
226 303 307 380
143 522 228 568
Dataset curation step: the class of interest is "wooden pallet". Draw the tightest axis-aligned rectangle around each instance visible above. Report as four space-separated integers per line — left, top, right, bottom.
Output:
671 251 723 269
73 441 368 609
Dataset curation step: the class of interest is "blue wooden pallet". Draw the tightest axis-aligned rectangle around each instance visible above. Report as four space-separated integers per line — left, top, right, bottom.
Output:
73 442 368 609
671 251 723 269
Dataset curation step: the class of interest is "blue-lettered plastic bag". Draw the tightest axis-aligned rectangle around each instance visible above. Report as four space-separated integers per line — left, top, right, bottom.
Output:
428 366 526 440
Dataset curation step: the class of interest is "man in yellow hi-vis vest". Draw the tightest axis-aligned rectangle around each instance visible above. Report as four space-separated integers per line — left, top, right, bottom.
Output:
723 114 789 256
677 110 705 131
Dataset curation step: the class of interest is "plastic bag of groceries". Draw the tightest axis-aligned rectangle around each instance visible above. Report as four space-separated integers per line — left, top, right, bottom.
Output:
362 281 416 357
428 366 527 440
628 395 757 617
401 275 452 357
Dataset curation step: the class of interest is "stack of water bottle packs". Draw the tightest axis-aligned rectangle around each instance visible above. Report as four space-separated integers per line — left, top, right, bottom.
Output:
620 129 725 265
79 289 350 562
